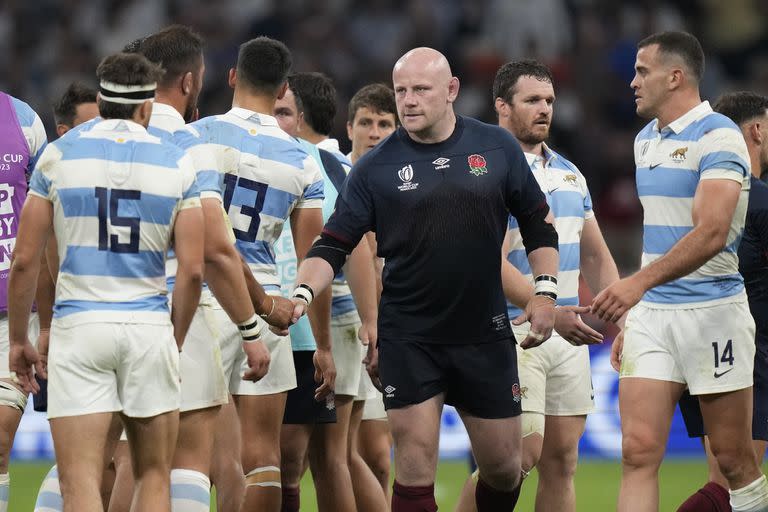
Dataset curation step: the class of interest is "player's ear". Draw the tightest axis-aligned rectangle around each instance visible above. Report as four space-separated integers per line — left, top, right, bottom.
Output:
182 71 193 95
447 76 460 103
347 121 354 141
228 68 237 90
276 81 289 100
750 122 763 146
56 124 69 138
133 100 153 127
495 97 508 118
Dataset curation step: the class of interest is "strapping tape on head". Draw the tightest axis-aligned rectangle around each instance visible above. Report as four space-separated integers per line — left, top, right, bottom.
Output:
99 81 156 104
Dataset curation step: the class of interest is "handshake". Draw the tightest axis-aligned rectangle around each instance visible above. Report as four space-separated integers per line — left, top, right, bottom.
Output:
257 284 315 336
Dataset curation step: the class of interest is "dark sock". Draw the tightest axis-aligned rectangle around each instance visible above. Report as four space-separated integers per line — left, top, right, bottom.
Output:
677 481 731 512
475 477 522 511
281 486 300 512
392 481 438 512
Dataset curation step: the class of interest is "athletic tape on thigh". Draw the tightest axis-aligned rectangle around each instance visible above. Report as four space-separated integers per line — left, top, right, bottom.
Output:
0 381 26 411
245 466 281 488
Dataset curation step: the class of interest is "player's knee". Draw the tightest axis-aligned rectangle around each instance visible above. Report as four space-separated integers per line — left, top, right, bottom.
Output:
621 430 664 470
477 457 521 492
538 446 579 482
244 465 281 490
710 444 751 484
370 451 391 483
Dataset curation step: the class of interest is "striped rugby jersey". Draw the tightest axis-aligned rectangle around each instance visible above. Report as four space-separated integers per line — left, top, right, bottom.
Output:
317 138 357 318
634 101 750 307
9 95 47 176
28 119 200 325
506 143 592 319
189 108 324 290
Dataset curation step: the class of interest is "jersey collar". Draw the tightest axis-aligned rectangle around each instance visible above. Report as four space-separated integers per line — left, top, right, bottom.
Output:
524 142 557 168
657 101 712 135
151 102 185 129
91 118 146 133
228 107 279 127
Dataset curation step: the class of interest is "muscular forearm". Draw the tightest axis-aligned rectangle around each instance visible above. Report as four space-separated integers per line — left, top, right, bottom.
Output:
295 257 337 299
343 237 378 324
307 287 332 350
34 250 55 330
581 253 620 296
501 260 534 309
206 248 258 324
241 256 271 316
635 226 725 292
526 246 559 281
171 270 202 348
8 256 41 344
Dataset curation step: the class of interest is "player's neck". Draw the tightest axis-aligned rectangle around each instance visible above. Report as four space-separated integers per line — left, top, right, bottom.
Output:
301 131 326 145
232 91 276 117
153 92 185 120
409 109 457 144
749 150 761 179
350 150 362 164
656 92 702 130
519 140 544 157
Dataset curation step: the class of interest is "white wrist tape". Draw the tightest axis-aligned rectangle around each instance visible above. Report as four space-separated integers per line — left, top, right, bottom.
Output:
238 314 262 343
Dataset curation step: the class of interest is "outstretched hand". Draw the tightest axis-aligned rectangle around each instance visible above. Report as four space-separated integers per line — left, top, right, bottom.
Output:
513 295 556 349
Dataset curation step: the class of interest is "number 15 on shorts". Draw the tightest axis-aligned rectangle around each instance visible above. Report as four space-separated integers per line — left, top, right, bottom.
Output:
712 339 734 378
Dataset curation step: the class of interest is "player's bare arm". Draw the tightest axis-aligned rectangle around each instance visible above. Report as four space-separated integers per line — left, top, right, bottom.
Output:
7 195 53 393
201 198 272 380
593 178 743 323
291 206 336 400
343 236 378 346
34 242 54 373
170 205 204 349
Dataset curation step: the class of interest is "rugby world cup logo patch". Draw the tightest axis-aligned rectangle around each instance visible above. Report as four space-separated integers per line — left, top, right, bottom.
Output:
398 164 414 182
468 154 488 176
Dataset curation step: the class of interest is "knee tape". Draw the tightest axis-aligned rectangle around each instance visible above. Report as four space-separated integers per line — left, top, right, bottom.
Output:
245 466 281 488
521 412 545 438
0 381 27 411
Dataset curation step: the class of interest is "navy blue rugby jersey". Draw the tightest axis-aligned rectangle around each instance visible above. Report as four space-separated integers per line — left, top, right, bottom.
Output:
322 115 555 344
740 176 768 337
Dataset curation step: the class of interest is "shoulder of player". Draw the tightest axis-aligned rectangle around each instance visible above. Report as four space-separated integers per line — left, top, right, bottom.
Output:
8 94 42 128
635 120 657 144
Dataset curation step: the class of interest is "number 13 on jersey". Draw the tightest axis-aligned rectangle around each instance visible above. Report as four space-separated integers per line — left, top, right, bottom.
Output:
222 174 269 243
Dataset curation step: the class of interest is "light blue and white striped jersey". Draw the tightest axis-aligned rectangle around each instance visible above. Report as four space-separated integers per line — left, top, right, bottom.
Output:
147 103 218 290
634 101 750 307
10 95 48 176
190 108 324 290
28 119 200 326
318 138 357 318
506 144 592 319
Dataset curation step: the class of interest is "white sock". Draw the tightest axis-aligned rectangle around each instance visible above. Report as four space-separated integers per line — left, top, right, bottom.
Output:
0 472 9 512
34 465 62 512
731 475 768 511
170 468 211 512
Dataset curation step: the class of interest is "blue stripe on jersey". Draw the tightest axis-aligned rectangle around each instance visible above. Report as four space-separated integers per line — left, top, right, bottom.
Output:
196 170 221 194
57 188 177 223
233 184 297 220
236 239 274 265
643 274 744 304
54 295 168 317
700 151 749 174
196 120 310 169
636 114 739 142
9 96 38 128
304 179 324 202
508 191 586 227
58 141 182 168
642 225 692 254
61 246 166 278
507 242 581 274
507 295 579 319
29 168 52 197
332 294 357 317
636 168 699 198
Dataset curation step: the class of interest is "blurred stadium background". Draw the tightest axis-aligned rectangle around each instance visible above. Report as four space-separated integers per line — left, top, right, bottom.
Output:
3 0 768 509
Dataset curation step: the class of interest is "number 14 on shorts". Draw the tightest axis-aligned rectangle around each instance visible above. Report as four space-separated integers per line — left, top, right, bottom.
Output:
712 339 734 378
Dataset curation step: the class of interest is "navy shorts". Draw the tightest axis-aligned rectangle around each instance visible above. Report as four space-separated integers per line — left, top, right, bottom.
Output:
283 351 337 425
377 337 522 419
679 333 768 440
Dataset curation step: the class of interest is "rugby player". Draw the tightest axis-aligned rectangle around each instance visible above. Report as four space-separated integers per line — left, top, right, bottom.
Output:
10 52 203 512
677 92 768 511
592 31 768 511
292 47 559 511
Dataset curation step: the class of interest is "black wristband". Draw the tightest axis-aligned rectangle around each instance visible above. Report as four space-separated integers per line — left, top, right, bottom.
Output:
534 274 558 284
535 291 557 302
297 283 315 301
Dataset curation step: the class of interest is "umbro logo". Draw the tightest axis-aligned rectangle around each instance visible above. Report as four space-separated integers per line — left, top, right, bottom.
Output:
384 385 396 397
432 157 450 170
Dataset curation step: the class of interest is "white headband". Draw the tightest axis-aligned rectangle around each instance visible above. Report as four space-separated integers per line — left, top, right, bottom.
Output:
99 80 156 104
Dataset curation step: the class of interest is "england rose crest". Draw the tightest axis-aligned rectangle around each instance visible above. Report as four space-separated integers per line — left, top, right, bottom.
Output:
468 154 488 176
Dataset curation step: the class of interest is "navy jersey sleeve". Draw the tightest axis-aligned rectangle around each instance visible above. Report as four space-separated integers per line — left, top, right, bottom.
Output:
501 134 557 254
322 157 375 248
750 204 768 260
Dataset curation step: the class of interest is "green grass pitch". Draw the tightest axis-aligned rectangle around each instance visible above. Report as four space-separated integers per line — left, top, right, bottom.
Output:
7 458 727 510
